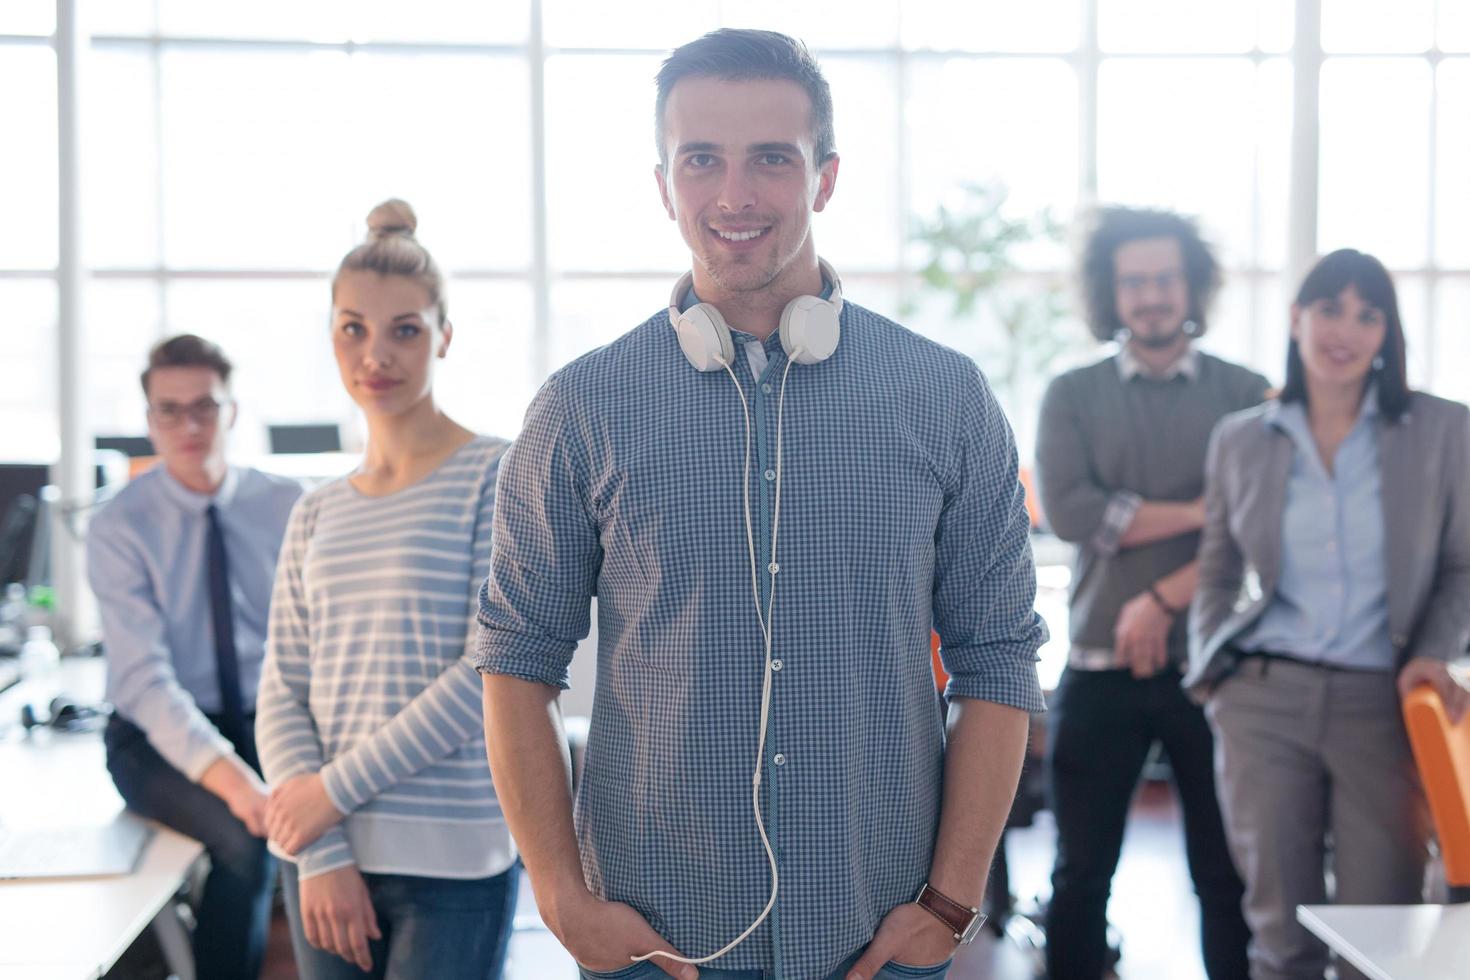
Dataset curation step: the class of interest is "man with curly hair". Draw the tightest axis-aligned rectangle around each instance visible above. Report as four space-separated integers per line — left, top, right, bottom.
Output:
1034 207 1268 980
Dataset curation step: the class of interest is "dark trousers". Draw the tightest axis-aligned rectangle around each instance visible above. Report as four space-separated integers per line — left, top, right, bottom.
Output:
1045 667 1250 980
104 713 275 980
281 860 519 980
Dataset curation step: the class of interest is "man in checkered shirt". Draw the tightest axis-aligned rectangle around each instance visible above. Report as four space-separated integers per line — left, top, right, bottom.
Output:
476 29 1046 980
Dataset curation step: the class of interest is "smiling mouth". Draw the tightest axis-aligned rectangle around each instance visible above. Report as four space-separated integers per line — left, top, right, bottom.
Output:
712 227 769 243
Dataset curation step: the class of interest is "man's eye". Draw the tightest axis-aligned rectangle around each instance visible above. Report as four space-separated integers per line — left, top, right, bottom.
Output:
759 153 789 165
688 153 715 167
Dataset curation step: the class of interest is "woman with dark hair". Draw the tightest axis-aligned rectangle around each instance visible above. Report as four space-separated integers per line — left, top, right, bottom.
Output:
1188 248 1470 979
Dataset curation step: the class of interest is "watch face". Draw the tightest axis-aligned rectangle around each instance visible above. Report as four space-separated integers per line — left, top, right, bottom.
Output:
959 912 987 945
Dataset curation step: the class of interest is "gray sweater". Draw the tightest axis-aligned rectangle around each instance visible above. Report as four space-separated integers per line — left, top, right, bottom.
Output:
1036 351 1269 662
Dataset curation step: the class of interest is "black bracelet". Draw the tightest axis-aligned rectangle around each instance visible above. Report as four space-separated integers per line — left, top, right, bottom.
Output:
1148 584 1183 619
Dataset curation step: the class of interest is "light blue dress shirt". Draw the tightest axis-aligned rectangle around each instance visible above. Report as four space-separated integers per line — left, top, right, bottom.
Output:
1238 386 1395 670
476 299 1046 979
88 464 302 778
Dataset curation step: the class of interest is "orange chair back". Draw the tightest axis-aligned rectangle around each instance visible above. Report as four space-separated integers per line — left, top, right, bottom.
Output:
127 456 159 480
930 631 948 693
1018 465 1043 530
1403 684 1470 887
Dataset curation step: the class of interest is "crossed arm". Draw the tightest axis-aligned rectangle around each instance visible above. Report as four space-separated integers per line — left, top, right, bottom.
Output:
1035 378 1208 675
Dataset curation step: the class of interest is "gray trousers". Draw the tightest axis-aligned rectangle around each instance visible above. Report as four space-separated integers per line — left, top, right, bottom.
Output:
1206 656 1431 980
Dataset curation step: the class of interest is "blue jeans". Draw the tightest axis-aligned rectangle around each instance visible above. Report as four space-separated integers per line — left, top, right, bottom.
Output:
281 860 519 979
105 714 275 980
577 950 952 979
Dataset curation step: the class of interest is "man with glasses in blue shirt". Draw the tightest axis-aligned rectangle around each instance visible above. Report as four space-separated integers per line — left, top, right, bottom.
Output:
477 29 1045 980
88 334 301 980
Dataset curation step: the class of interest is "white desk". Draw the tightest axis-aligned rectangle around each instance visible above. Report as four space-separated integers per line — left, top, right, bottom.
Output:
1296 903 1470 980
0 658 205 980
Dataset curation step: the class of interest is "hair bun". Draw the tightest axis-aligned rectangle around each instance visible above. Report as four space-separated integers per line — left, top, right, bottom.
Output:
366 199 417 239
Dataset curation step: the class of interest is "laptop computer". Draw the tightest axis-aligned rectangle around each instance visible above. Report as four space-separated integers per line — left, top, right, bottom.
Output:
0 812 153 880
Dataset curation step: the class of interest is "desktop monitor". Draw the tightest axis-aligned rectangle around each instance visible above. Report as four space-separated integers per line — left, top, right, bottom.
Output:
268 423 342 455
95 435 156 458
0 462 109 589
0 464 49 588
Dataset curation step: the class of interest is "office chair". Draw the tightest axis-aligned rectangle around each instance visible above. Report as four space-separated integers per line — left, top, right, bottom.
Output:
1402 683 1470 903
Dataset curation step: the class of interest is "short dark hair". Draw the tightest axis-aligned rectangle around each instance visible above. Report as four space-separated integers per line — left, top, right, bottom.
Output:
654 29 836 168
1280 248 1411 421
140 334 233 397
1080 206 1222 342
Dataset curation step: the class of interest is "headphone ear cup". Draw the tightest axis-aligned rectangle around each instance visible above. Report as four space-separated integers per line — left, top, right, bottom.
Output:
779 295 841 365
49 696 77 728
674 303 736 372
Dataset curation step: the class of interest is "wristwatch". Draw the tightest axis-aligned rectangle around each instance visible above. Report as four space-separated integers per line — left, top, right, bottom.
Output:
913 882 986 944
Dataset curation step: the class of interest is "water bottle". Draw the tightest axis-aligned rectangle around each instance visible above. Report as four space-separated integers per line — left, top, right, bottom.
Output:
19 625 61 682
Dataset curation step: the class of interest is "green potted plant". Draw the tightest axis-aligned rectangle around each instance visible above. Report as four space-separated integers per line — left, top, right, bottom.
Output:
907 182 1081 426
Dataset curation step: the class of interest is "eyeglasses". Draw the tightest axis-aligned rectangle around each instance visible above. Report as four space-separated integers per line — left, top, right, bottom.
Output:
1116 270 1186 294
148 396 229 428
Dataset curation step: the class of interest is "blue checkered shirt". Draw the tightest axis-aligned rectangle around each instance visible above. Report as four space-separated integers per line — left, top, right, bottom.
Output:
475 300 1046 979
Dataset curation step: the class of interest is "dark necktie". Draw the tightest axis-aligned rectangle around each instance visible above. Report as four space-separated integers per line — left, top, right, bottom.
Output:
205 504 246 748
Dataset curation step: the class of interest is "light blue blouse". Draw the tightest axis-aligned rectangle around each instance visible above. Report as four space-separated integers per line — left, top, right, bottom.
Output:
1238 386 1395 670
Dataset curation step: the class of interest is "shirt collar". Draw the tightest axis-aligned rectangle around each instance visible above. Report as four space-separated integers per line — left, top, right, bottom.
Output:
1116 345 1200 383
1267 383 1381 434
156 464 240 515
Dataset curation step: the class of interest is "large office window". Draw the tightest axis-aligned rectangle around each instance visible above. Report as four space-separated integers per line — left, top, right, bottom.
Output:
3 0 1467 464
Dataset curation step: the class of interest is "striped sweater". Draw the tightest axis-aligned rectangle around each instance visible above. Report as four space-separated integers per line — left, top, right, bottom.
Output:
257 436 515 880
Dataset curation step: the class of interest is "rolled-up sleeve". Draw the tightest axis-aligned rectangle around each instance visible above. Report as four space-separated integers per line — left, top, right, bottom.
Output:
87 515 233 781
932 362 1048 712
1092 490 1142 557
475 374 602 688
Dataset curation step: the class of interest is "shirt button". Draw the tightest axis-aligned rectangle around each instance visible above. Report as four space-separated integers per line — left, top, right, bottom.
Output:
773 753 786 766
761 383 773 394
771 659 784 672
764 469 776 481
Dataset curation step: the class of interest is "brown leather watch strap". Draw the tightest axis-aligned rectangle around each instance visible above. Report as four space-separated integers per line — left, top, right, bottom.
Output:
914 882 982 942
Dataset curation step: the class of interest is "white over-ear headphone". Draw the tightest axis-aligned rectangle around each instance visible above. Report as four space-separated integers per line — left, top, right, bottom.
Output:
667 258 844 371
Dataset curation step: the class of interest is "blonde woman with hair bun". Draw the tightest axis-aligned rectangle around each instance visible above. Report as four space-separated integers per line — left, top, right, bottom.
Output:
256 200 519 978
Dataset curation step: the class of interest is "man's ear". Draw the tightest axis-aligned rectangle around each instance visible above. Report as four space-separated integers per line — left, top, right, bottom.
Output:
812 153 840 214
655 164 676 221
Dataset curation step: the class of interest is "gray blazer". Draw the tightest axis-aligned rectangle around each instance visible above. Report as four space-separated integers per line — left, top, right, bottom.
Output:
1186 391 1470 698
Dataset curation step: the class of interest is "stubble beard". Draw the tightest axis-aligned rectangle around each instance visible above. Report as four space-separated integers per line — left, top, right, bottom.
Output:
698 244 783 297
1126 308 1190 350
